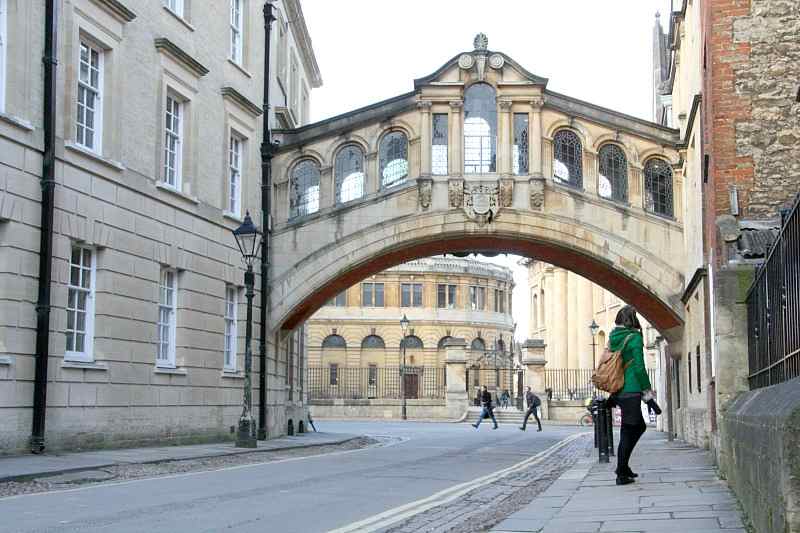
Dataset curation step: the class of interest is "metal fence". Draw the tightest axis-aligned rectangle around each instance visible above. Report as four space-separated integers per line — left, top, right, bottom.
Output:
307 367 446 400
747 195 800 389
465 368 524 408
544 368 657 400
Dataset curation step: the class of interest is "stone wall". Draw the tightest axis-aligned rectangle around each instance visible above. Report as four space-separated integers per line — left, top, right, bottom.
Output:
309 399 451 420
719 378 800 533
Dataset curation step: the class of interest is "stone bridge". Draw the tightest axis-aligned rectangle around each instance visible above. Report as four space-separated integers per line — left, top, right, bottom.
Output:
270 35 685 343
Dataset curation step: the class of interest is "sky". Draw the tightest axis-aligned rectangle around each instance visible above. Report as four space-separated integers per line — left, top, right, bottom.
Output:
302 0 673 340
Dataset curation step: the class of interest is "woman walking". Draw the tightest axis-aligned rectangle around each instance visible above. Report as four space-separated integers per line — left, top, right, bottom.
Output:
608 305 651 486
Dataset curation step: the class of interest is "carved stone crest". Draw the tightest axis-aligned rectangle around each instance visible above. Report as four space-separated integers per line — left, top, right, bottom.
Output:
464 183 499 225
448 179 464 208
418 178 433 209
529 177 545 211
499 179 514 208
473 33 488 51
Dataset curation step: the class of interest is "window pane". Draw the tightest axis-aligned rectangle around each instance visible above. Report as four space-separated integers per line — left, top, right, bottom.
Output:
437 285 446 308
290 160 321 218
374 283 384 307
413 284 422 307
464 83 497 174
380 132 409 188
448 285 456 308
599 144 628 202
513 114 529 175
432 114 448 176
401 284 411 307
335 145 365 203
553 130 583 188
362 283 372 307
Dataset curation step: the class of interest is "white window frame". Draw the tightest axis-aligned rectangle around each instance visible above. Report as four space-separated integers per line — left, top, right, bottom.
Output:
0 0 7 113
230 0 243 65
163 0 184 17
228 134 243 216
65 246 96 362
163 95 183 189
76 40 104 153
224 285 238 372
157 269 178 368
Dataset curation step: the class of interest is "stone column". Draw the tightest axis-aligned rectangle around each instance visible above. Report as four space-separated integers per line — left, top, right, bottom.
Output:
365 152 379 195
444 337 469 420
577 276 594 369
529 97 544 177
418 101 432 178
567 271 579 369
584 151 598 196
319 166 333 209
550 268 568 368
449 101 463 176
497 99 513 176
521 339 549 419
629 166 643 210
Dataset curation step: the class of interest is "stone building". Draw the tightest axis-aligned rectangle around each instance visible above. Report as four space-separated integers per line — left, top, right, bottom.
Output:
306 256 515 418
0 0 320 452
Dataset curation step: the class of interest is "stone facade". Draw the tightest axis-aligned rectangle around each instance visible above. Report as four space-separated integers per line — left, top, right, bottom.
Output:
0 0 320 452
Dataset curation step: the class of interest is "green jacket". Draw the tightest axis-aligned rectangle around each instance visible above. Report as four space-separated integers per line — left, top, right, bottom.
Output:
608 326 652 393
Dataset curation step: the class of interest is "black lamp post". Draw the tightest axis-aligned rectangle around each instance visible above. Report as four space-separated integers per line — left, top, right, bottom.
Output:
232 212 262 448
589 319 600 370
400 314 409 421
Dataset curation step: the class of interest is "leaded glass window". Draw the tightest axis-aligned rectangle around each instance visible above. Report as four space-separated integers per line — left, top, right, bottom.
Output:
464 83 497 174
402 335 424 349
644 158 674 217
553 130 583 188
438 336 453 349
335 144 365 203
322 334 346 348
380 132 409 188
513 113 529 176
361 335 386 349
598 144 628 202
290 159 320 219
470 338 486 351
432 114 448 176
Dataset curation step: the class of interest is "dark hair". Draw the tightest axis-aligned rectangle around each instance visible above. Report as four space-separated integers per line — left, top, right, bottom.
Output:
615 305 642 330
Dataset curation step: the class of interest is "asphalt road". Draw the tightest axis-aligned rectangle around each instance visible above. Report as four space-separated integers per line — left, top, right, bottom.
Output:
1 421 583 533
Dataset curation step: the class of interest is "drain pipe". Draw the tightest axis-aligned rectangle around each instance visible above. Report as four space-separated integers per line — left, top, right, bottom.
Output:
31 0 59 454
258 1 276 440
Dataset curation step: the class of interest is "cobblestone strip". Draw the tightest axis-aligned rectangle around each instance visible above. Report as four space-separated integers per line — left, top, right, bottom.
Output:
380 434 593 533
0 437 380 498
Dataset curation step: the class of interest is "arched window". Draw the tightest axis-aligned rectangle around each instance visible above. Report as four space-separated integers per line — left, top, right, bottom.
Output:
470 337 486 351
464 83 497 174
321 334 346 348
289 159 320 219
553 130 583 188
380 131 409 188
402 335 424 349
644 158 674 217
335 144 365 204
437 336 453 349
361 335 385 349
598 144 628 202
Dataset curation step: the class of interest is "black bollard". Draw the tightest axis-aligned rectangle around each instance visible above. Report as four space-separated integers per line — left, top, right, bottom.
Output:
596 398 609 463
607 404 615 457
592 401 599 448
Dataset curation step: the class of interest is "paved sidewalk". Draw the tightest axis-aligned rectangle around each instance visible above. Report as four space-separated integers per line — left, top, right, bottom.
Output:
0 431 359 482
490 431 747 533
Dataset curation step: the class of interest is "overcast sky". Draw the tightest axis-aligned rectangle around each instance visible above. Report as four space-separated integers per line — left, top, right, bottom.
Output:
302 0 672 340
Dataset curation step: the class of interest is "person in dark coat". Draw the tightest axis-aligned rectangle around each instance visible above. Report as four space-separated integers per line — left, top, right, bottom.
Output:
519 386 542 431
471 385 498 430
608 305 651 486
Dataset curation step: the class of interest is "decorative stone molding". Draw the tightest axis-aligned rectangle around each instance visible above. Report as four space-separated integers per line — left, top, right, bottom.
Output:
530 97 544 110
416 101 433 111
458 34 505 82
498 99 513 111
154 38 209 77
529 177 545 211
89 0 137 22
448 179 464 208
499 179 514 208
449 100 463 109
417 178 433 209
463 182 500 226
221 87 262 117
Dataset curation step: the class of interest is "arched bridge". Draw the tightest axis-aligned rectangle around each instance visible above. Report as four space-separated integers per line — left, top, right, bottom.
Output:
270 35 685 342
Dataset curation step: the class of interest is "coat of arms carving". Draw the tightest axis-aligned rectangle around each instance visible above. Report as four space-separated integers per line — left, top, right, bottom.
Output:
464 183 499 225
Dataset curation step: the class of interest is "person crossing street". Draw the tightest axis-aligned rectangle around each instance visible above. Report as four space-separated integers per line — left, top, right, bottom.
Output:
519 386 542 432
471 385 498 430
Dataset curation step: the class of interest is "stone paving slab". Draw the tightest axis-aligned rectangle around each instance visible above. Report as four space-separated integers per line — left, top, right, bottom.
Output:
0 432 359 482
490 431 748 533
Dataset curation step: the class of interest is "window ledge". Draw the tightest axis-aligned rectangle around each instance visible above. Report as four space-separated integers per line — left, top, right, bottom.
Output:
156 182 199 204
154 366 188 375
62 360 108 371
223 211 244 224
162 6 195 31
0 112 34 131
227 59 252 78
65 141 126 171
0 355 14 366
221 370 244 379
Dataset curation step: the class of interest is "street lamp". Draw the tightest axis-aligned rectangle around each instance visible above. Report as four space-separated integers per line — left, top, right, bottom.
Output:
232 212 262 448
400 314 409 421
589 319 600 370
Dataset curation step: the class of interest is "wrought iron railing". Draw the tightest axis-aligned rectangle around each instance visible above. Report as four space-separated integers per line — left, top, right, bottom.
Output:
307 366 446 400
465 367 524 408
746 194 800 389
544 368 657 400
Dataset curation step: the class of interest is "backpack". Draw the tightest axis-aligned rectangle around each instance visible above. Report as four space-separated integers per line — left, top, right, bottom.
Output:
591 334 634 394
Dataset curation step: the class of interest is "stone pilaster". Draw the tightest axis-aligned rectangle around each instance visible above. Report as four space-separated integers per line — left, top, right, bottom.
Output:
521 339 549 419
497 99 513 176
528 97 544 178
365 152 379 195
417 101 433 178
319 166 333 209
448 100 463 177
444 338 469 419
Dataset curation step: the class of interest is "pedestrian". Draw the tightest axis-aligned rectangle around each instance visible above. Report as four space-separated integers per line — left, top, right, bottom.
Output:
500 389 510 409
308 412 317 432
607 305 652 486
471 385 498 430
519 386 542 431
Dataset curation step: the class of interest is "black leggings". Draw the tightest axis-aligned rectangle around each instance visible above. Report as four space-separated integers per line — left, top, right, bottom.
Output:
616 392 646 475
